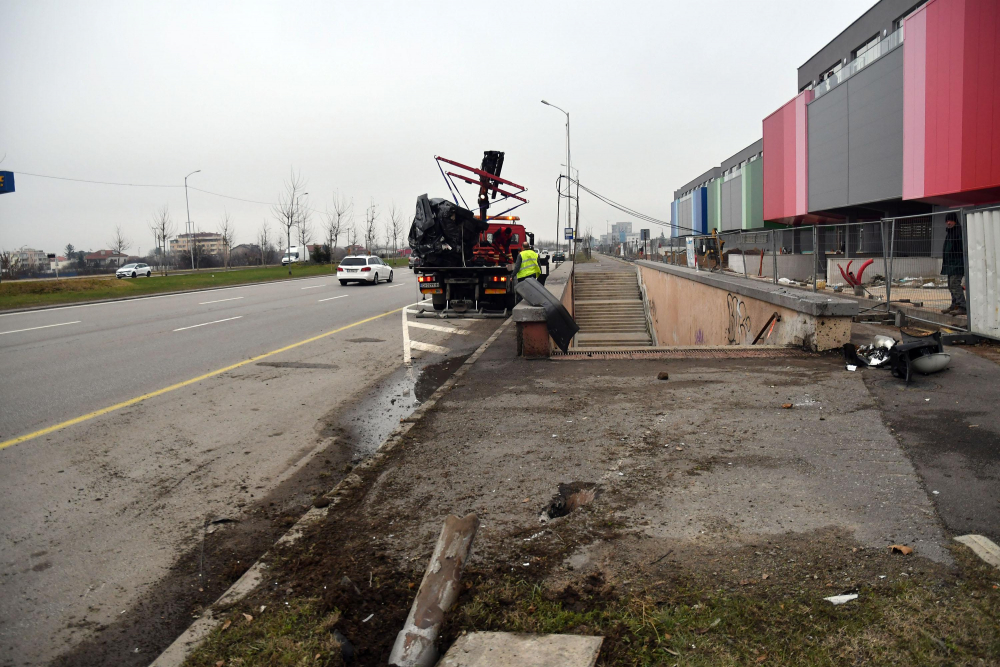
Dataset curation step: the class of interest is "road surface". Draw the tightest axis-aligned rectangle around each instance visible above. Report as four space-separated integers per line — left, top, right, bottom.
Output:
0 270 504 665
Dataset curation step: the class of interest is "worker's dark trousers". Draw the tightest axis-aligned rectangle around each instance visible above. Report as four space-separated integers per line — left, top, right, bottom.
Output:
948 274 966 308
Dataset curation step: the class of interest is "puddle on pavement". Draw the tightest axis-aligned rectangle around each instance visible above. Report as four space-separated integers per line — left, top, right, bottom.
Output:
346 337 385 343
542 482 600 520
321 354 471 459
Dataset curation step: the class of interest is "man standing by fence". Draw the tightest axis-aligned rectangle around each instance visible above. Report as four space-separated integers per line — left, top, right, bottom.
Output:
941 212 966 316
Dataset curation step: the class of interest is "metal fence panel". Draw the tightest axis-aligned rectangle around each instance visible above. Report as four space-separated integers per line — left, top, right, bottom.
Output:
967 207 1000 340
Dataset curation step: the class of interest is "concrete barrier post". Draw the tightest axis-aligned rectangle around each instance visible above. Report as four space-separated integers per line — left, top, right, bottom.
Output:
389 513 480 667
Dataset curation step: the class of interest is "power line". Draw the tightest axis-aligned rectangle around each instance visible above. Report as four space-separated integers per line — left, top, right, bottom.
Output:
10 170 330 214
563 177 702 235
12 171 181 188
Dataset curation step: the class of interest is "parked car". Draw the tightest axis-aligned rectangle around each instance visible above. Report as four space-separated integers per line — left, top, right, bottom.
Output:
116 263 152 279
337 255 394 285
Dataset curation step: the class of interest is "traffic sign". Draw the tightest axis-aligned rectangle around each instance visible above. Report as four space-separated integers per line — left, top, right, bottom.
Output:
564 227 574 240
0 172 14 194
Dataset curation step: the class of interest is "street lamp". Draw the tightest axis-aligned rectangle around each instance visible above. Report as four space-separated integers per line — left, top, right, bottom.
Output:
541 100 571 253
184 170 201 270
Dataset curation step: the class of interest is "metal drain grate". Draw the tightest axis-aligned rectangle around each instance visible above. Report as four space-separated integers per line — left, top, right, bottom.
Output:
553 346 811 360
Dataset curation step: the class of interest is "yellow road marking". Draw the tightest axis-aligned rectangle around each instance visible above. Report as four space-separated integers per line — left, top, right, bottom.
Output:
0 306 404 452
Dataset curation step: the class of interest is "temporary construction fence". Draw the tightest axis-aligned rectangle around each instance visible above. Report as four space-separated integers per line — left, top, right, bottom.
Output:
616 204 1000 337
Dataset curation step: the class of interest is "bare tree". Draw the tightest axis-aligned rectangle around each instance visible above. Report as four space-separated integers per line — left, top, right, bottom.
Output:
0 248 24 283
388 202 405 258
363 199 379 256
218 210 237 270
257 220 272 266
271 169 306 273
297 198 313 252
324 192 351 268
108 224 132 266
148 206 175 275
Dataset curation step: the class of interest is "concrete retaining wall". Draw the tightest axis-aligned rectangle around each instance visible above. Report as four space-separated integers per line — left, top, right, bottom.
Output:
637 261 857 351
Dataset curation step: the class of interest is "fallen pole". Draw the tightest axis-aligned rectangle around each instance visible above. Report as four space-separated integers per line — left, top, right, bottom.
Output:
389 513 480 667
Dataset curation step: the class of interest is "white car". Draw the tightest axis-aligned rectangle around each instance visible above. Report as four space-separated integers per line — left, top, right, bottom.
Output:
337 255 394 285
116 263 152 279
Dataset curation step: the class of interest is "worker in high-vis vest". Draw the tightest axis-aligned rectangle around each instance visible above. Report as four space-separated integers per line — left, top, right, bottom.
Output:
514 244 541 283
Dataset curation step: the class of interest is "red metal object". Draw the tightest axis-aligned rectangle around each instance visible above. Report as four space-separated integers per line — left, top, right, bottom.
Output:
444 172 528 202
435 156 526 191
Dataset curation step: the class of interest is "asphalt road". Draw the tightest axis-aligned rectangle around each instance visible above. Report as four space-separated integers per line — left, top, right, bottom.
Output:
0 269 504 666
0 270 417 442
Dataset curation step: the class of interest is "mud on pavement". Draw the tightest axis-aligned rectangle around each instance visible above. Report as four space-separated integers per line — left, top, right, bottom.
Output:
184 326 1000 666
44 346 483 667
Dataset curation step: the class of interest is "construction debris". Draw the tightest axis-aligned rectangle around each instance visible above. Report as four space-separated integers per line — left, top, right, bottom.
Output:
389 513 480 667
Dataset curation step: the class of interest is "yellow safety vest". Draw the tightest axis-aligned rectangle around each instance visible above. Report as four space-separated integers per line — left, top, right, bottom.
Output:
516 249 541 279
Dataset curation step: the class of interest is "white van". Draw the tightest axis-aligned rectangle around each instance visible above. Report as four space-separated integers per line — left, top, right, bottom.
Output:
281 245 310 265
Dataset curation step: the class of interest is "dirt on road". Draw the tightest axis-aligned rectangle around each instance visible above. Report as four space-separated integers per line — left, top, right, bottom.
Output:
1 309 501 667
184 327 1000 666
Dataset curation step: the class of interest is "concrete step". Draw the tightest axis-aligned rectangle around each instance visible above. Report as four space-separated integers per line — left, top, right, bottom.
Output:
575 332 653 346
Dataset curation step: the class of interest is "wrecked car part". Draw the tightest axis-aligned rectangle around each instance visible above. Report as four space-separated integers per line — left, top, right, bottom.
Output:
515 277 579 353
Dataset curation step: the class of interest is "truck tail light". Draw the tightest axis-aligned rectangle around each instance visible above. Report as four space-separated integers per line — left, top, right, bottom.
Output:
361 266 371 272
418 275 437 283
490 276 507 282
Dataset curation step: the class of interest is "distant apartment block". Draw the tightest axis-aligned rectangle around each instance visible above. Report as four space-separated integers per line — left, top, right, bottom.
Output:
170 232 225 255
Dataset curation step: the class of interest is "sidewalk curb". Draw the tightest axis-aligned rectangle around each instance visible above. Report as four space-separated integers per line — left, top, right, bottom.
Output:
148 317 512 667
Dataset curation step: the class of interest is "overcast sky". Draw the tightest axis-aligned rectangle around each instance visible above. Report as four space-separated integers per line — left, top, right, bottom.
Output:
0 0 875 254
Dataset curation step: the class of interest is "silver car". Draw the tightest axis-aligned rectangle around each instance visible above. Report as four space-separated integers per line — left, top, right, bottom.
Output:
116 263 152 279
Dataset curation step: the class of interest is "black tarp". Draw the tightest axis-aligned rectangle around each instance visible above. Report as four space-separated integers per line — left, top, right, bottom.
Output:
408 194 487 267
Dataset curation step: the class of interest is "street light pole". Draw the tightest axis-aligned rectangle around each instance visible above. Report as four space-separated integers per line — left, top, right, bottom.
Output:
542 100 571 254
184 170 201 270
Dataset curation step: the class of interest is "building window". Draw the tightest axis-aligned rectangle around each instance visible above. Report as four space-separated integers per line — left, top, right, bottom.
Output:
852 33 882 67
894 1 926 31
821 61 842 82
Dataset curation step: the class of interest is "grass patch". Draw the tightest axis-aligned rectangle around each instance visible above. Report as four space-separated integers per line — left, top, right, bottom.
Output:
450 555 1000 665
0 264 340 311
186 599 347 667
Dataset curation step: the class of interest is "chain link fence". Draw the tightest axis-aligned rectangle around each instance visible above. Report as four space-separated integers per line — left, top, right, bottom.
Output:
602 208 999 331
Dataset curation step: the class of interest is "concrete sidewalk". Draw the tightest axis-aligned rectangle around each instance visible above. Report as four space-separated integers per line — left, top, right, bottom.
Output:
180 323 1000 665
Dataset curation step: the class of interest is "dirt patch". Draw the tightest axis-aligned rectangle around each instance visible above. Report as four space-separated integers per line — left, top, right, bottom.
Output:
256 361 340 370
415 354 470 402
50 446 354 667
346 337 385 343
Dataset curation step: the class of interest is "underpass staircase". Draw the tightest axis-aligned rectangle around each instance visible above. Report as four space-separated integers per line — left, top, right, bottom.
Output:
573 270 653 348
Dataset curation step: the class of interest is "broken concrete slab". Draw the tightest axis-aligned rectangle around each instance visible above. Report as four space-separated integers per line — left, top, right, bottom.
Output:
438 632 602 667
954 535 1000 569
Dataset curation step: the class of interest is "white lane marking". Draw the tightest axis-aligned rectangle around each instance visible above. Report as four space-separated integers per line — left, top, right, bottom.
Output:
318 295 349 303
0 320 81 336
199 296 244 305
410 340 449 354
173 316 243 332
301 284 326 290
387 282 408 288
406 321 470 335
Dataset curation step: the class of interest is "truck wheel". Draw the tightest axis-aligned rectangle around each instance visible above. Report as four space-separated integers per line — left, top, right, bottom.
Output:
432 294 446 311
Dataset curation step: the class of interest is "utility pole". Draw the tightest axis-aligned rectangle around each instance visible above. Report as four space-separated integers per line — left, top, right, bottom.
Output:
541 100 571 254
184 169 201 270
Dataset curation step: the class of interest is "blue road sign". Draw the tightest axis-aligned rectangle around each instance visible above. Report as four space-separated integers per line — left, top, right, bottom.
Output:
0 172 14 194
564 227 574 240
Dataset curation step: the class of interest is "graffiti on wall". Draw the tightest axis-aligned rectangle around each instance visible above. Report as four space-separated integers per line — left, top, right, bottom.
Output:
726 293 752 345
